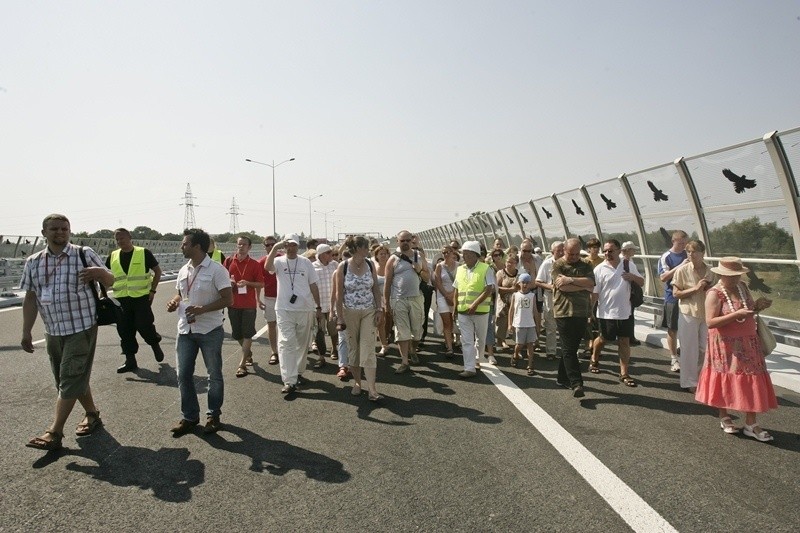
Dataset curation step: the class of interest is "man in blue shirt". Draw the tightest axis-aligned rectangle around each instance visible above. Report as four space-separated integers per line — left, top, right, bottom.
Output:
658 230 688 372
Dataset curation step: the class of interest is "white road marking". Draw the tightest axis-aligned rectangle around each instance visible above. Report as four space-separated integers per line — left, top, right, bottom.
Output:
481 363 678 533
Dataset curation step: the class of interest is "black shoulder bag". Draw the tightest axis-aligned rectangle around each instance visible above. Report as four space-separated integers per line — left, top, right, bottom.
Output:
78 247 124 326
623 259 644 308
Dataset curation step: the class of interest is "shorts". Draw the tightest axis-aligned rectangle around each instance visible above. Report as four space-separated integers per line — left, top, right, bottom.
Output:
598 316 634 342
46 326 98 400
515 326 538 345
392 295 423 342
661 301 680 331
262 297 277 322
229 308 257 340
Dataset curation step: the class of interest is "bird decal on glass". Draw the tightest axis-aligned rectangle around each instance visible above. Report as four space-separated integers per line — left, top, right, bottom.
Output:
542 206 553 219
505 213 514 225
746 269 772 294
722 168 757 194
648 181 669 202
495 216 502 226
600 193 617 210
659 227 672 248
520 213 529 223
571 199 585 216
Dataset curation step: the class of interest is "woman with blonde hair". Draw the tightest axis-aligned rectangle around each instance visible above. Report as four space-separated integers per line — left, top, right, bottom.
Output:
695 257 777 441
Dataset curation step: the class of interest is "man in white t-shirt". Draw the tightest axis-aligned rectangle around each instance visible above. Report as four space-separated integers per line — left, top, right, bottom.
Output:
535 241 564 359
589 239 644 387
264 234 324 394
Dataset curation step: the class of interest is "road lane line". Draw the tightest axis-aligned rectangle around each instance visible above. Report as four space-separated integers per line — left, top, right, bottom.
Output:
481 364 678 533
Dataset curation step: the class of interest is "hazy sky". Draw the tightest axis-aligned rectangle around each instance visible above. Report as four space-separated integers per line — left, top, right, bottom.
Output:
2 1 799 240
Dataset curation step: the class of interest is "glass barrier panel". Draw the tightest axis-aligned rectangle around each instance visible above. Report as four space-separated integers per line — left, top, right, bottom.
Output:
585 179 631 225
686 140 784 208
596 219 639 248
532 196 565 247
513 202 541 244
740 261 800 322
640 214 700 254
499 207 524 246
705 207 795 260
627 164 693 218
556 190 596 240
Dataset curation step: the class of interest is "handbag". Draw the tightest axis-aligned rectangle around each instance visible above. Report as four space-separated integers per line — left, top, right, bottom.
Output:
623 259 644 308
78 247 124 326
756 315 777 357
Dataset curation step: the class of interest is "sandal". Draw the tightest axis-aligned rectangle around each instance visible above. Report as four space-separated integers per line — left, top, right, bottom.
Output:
313 358 326 369
26 430 63 450
368 393 384 402
245 354 254 366
589 362 600 374
236 365 248 378
619 374 637 387
743 423 774 442
268 353 279 365
510 356 519 368
76 411 102 436
719 416 740 434
526 367 537 376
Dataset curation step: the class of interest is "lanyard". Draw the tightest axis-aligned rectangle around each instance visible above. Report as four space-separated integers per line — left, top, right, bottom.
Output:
230 256 250 280
44 252 69 286
186 265 204 296
287 258 298 292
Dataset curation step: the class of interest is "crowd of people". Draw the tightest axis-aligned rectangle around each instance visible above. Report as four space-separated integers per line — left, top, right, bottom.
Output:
19 214 780 451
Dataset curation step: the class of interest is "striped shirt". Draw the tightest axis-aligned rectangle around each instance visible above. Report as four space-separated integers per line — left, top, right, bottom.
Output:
20 243 106 336
312 259 338 313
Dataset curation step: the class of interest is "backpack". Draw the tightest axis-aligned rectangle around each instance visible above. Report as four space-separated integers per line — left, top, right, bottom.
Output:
343 258 374 277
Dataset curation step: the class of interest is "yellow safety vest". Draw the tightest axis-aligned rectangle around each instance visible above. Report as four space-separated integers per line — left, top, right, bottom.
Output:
211 249 223 263
110 247 152 298
456 262 491 314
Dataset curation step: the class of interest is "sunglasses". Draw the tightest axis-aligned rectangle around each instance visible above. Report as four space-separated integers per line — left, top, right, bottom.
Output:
399 239 411 243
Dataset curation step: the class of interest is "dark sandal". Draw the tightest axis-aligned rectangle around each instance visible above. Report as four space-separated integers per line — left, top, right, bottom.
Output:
26 430 63 450
589 362 600 374
236 365 248 377
76 411 102 436
620 374 637 387
313 359 326 369
526 367 537 376
268 354 279 365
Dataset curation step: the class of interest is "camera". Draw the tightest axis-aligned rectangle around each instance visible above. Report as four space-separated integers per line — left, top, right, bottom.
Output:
289 294 297 304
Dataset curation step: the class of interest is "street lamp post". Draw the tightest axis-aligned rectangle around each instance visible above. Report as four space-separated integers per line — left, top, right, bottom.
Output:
245 157 295 237
315 209 335 241
293 194 322 238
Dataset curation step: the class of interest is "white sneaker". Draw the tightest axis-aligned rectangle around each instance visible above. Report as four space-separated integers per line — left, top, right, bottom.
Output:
488 355 498 365
670 360 680 372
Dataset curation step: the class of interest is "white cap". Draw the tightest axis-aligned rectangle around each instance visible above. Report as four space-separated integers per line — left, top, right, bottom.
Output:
534 246 542 253
285 234 301 245
461 240 482 255
316 243 332 255
621 241 639 251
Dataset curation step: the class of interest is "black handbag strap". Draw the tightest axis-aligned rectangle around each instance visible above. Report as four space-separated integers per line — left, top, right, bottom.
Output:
78 246 108 302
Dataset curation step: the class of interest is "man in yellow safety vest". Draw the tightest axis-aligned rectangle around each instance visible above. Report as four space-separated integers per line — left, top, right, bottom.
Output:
106 228 165 373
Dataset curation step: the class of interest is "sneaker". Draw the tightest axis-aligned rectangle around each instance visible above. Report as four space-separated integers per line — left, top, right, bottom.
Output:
395 363 410 374
458 370 477 378
487 355 498 365
171 419 199 436
281 384 296 394
572 386 585 398
670 360 681 372
203 415 222 434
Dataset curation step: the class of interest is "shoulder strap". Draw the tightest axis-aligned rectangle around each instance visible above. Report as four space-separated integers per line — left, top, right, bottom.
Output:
79 247 104 302
394 252 413 266
623 259 630 273
343 259 349 277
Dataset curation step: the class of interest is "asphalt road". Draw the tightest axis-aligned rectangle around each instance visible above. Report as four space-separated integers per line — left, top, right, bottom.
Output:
1 284 798 532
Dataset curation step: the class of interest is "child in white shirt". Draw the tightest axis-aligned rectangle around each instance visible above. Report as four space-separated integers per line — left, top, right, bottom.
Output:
508 273 538 375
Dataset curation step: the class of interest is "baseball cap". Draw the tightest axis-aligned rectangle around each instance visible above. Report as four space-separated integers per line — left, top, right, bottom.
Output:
518 273 532 283
621 241 639 251
316 243 332 255
461 241 482 255
285 234 301 245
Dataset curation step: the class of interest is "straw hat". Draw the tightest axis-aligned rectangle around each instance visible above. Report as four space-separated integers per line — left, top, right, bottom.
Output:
710 257 750 277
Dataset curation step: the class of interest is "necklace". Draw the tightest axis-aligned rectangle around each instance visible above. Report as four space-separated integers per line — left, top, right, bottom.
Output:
718 282 747 323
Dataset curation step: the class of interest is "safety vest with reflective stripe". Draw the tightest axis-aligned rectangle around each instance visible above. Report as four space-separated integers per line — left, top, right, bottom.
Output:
110 247 152 298
455 261 491 314
211 249 223 263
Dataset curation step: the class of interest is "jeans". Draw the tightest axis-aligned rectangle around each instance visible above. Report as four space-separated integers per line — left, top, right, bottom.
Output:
556 316 586 388
176 325 224 421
